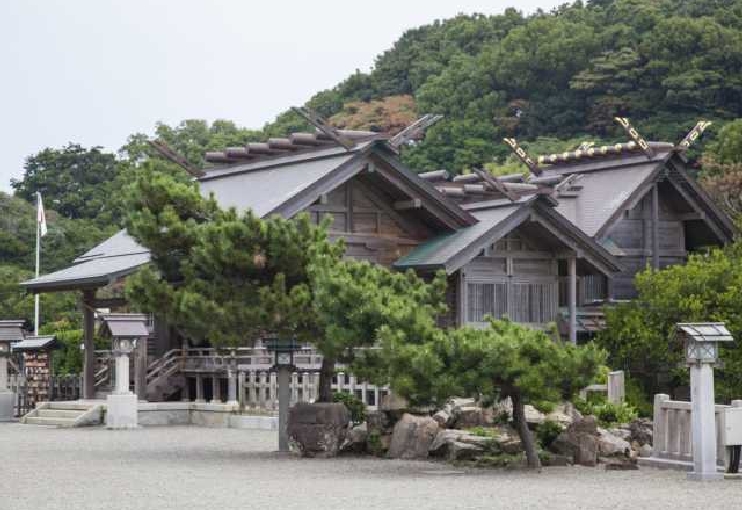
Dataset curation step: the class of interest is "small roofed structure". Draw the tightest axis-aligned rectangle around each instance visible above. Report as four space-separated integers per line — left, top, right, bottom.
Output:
13 335 60 408
98 313 150 339
0 320 28 352
98 313 150 400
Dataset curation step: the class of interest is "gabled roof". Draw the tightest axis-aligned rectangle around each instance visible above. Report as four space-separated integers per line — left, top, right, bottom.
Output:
21 230 150 292
22 139 474 293
198 140 476 228
394 194 621 274
12 335 59 351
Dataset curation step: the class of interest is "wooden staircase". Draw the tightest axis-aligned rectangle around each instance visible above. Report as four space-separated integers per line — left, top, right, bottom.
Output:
146 350 185 401
22 401 104 427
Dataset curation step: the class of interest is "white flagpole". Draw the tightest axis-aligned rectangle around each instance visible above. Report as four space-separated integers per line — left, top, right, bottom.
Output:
34 192 41 336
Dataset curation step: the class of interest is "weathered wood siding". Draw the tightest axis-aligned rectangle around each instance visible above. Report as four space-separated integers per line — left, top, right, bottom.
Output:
602 186 688 299
460 233 559 327
305 178 429 266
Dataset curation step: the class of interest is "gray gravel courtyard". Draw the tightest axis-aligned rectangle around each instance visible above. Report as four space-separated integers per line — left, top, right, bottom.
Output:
0 423 739 510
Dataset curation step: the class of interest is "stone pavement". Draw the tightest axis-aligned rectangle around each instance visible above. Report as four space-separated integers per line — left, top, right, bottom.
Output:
0 423 738 510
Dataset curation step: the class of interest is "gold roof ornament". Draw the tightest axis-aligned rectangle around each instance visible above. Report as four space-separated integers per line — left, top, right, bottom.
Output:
503 138 541 176
678 120 712 150
614 117 653 158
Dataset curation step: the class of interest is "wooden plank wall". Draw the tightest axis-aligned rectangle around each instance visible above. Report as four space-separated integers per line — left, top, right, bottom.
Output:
305 179 426 267
604 188 687 299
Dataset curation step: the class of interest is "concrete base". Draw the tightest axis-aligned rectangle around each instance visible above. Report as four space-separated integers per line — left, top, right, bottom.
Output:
0 392 15 422
687 471 724 481
106 393 138 429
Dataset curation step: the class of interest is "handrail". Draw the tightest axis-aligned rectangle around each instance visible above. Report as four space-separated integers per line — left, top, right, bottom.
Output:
93 364 109 389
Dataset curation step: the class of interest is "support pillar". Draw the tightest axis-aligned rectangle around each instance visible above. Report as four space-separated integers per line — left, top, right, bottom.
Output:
568 256 578 345
278 366 290 452
688 362 722 480
211 375 221 403
651 184 660 271
195 374 204 402
227 369 238 406
0 357 14 421
82 290 95 400
134 336 147 401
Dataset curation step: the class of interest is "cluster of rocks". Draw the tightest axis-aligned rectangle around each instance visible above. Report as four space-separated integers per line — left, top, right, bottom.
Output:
288 397 655 470
549 415 654 469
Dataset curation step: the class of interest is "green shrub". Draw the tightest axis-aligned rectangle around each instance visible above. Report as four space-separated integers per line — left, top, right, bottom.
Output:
332 391 367 425
536 419 564 449
573 397 638 426
624 377 653 418
467 426 500 438
533 400 556 415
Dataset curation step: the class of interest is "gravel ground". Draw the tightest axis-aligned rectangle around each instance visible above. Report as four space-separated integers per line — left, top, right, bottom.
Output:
0 423 738 510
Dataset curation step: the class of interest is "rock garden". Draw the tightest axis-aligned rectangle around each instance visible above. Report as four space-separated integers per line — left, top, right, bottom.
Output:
288 393 656 472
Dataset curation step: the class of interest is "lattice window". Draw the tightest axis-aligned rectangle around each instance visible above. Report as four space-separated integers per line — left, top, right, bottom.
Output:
467 283 507 323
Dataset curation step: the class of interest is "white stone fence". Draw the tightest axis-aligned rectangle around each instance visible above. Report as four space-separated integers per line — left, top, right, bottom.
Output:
651 394 742 467
236 370 390 411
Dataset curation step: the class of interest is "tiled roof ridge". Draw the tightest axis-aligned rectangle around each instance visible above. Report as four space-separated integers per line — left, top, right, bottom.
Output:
418 140 677 205
204 129 384 166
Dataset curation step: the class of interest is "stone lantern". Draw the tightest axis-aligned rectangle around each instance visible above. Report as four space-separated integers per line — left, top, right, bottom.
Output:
0 320 27 421
99 314 149 430
675 322 733 481
264 336 300 452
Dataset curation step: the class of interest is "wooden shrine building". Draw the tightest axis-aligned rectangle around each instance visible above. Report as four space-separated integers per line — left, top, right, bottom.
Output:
20 125 735 402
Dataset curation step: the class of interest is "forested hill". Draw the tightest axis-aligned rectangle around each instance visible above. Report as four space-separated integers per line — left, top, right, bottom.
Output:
269 0 742 172
3 0 742 329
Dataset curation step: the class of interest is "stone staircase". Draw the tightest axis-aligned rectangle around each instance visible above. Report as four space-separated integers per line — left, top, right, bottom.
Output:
22 401 104 427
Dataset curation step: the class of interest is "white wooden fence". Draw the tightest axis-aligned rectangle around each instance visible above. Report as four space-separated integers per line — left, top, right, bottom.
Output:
651 394 742 467
579 370 625 404
236 370 389 411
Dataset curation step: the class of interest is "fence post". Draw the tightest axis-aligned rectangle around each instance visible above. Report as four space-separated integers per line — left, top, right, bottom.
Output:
652 393 670 458
237 371 245 409
607 370 625 404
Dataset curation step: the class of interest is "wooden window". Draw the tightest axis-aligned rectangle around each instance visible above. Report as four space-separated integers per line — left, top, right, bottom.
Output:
467 283 507 323
511 282 557 323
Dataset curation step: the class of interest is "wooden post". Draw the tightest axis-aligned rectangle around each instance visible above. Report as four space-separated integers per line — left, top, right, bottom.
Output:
82 290 95 400
652 184 660 270
568 257 578 345
134 336 147 401
195 373 204 402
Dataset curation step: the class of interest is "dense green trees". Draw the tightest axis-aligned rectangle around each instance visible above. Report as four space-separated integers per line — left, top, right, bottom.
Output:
598 242 742 403
123 164 451 401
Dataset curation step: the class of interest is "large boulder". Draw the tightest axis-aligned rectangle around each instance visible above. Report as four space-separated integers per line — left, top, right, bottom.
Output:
287 402 350 458
342 423 368 454
388 413 439 459
597 428 631 457
628 418 653 446
549 416 599 467
449 441 485 461
429 429 463 457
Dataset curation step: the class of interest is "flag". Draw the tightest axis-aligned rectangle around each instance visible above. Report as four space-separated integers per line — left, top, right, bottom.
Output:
37 192 47 237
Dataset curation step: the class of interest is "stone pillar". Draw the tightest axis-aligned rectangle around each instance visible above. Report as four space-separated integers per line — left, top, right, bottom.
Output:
0 357 14 421
607 370 625 405
82 290 95 400
278 366 290 452
652 393 670 458
688 363 722 480
106 345 137 429
227 369 238 406
568 256 578 345
237 371 245 408
195 374 204 403
182 376 190 402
